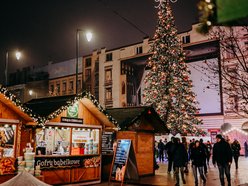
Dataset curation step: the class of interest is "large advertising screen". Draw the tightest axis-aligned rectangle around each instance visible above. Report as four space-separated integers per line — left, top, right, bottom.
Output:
187 57 221 114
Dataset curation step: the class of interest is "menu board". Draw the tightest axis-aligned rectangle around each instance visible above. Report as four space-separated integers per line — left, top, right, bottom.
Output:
109 139 139 185
110 140 131 181
102 131 115 154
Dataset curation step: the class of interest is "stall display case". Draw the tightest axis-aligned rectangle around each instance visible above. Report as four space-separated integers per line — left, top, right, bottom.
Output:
0 124 17 176
36 127 70 155
0 124 16 158
34 124 102 185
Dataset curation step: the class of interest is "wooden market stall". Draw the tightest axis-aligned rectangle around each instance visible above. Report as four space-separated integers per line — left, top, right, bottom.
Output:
106 106 169 176
25 92 117 185
0 85 36 183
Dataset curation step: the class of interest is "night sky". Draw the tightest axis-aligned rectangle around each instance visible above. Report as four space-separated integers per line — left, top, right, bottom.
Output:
0 0 199 84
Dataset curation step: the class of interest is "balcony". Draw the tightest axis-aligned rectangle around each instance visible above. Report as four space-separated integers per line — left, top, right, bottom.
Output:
105 99 113 107
104 80 112 86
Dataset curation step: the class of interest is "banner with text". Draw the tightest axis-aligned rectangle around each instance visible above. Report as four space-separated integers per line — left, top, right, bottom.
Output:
35 155 100 169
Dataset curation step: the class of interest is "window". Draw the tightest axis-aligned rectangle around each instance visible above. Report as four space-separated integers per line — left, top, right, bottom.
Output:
228 95 239 111
106 53 113 61
62 82 67 92
85 57 92 67
182 35 190 44
122 81 126 94
50 85 54 92
78 80 81 91
56 84 60 93
121 63 125 75
69 81 74 90
105 69 112 82
85 69 91 81
105 87 112 100
136 46 143 54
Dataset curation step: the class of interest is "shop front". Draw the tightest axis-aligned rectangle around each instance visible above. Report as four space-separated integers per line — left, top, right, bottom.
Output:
0 85 36 183
25 92 117 185
107 106 169 176
34 124 102 185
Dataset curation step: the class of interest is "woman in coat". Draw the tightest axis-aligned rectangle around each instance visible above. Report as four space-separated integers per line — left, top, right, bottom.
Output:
190 140 207 186
231 139 241 169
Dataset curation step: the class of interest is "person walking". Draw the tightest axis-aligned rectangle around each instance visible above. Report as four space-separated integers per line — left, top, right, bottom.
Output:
190 140 207 186
188 138 195 162
206 140 212 166
173 138 188 186
158 139 165 162
163 139 168 161
231 139 241 169
165 136 176 173
244 140 248 158
199 138 208 174
212 134 233 186
181 136 189 173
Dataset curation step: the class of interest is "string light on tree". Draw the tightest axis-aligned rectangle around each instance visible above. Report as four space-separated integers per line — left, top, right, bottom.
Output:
143 0 205 136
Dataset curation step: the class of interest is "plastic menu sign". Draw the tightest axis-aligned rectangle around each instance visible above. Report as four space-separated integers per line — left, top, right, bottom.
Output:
109 139 139 186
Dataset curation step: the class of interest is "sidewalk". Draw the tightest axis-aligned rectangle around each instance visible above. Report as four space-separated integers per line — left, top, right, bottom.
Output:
92 156 248 186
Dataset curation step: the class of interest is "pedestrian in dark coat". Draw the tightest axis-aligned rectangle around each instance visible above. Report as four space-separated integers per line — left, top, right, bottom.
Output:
244 140 248 158
199 138 208 174
173 138 188 186
231 139 241 169
190 140 206 186
165 136 175 173
206 141 212 166
182 137 189 173
158 139 164 162
212 134 233 186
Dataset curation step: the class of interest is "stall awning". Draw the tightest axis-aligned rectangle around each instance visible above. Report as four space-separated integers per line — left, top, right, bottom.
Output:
107 106 169 133
0 85 35 122
25 91 117 128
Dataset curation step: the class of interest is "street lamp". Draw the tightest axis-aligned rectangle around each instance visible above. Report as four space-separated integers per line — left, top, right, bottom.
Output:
29 90 37 98
76 29 93 94
5 51 22 86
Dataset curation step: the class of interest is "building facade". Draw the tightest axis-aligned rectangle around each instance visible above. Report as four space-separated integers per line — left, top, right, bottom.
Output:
94 24 248 142
6 23 248 141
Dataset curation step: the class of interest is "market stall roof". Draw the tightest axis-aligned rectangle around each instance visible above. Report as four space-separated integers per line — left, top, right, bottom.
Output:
0 85 36 123
106 106 169 133
1 170 51 186
25 91 117 128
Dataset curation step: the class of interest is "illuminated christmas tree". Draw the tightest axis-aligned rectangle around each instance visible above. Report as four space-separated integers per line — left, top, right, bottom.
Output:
143 1 204 135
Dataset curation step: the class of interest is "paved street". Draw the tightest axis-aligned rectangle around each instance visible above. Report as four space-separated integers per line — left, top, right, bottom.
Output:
91 156 248 186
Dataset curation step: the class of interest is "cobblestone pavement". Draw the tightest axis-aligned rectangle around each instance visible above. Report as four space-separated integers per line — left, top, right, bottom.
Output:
67 156 248 186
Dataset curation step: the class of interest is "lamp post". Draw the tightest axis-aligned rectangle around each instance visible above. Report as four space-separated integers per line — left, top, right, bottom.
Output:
5 51 22 86
76 29 93 94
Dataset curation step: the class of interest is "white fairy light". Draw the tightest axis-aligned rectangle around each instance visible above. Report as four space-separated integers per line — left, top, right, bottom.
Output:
155 0 178 8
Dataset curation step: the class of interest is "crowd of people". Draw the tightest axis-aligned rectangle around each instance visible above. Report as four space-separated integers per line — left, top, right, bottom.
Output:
155 134 246 186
